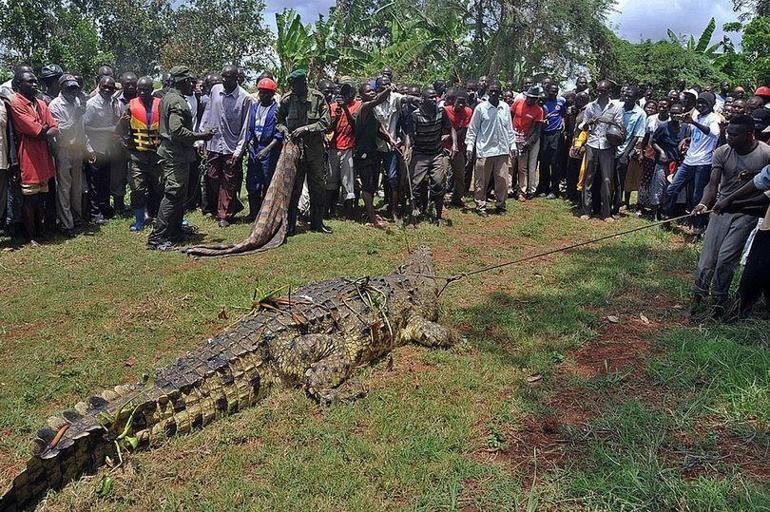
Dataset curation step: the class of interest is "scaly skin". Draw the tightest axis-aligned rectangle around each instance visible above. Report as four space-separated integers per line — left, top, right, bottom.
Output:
0 247 458 511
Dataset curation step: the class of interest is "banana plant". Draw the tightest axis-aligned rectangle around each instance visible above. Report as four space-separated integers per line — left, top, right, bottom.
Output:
667 17 724 60
273 8 369 84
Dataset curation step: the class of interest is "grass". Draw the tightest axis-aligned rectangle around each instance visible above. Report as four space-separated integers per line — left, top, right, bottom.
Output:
0 197 767 511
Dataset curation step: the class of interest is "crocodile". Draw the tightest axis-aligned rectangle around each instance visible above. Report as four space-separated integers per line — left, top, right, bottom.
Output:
1 246 459 511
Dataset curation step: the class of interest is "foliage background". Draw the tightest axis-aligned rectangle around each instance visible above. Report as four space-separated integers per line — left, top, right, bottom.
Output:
0 0 768 90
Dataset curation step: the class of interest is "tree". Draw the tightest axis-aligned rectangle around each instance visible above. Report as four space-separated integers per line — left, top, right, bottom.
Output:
159 0 272 77
92 0 174 76
273 9 368 84
740 16 770 85
0 0 112 84
666 18 724 61
600 31 726 92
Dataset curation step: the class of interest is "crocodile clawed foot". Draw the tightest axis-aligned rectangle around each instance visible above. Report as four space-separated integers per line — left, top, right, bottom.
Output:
308 385 369 406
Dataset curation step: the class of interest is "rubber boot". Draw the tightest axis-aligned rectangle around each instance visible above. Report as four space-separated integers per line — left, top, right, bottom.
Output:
113 195 127 217
434 197 445 226
130 208 145 232
390 189 401 221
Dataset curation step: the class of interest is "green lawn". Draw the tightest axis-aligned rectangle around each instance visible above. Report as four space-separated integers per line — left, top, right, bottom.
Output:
0 198 767 511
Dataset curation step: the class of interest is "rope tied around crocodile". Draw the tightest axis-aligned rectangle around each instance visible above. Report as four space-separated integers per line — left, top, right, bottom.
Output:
434 211 712 297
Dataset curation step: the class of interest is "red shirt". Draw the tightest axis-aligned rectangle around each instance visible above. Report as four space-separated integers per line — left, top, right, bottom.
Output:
443 105 473 150
10 94 57 185
511 98 544 135
331 100 361 150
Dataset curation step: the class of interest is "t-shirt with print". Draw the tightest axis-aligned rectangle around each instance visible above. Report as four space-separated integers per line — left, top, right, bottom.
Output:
511 98 544 142
711 140 770 201
683 111 721 166
443 105 473 150
542 96 566 133
331 100 361 150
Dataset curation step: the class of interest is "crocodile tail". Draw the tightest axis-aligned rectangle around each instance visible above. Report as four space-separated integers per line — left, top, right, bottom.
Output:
0 383 154 511
2 343 272 510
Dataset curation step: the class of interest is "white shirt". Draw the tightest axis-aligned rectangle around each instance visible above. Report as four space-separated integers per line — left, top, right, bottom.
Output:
49 94 86 150
0 100 8 170
374 91 403 150
646 113 660 134
683 112 720 166
0 79 13 99
465 100 515 158
581 98 624 150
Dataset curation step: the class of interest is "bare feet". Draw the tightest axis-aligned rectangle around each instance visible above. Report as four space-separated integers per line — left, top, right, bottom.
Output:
579 214 590 220
366 215 388 230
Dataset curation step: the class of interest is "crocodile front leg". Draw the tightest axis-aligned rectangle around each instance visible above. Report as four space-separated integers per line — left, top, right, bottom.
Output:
401 315 460 348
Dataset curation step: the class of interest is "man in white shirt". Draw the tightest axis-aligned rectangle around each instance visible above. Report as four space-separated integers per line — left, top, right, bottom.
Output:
373 75 404 217
465 81 516 216
580 79 624 221
49 75 86 235
665 92 721 229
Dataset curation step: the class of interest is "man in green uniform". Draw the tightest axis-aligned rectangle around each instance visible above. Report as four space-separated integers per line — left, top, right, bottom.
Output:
148 66 214 250
276 69 332 235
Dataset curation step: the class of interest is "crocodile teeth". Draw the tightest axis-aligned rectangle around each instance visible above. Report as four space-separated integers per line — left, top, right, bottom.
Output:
101 389 119 401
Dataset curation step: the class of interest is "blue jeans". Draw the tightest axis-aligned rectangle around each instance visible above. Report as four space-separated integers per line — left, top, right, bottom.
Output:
665 163 711 214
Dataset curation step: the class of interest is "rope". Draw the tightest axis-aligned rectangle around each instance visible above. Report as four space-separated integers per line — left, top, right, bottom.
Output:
436 211 711 296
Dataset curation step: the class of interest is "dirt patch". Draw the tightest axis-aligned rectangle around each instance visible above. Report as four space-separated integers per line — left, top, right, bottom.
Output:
561 318 660 380
663 421 770 483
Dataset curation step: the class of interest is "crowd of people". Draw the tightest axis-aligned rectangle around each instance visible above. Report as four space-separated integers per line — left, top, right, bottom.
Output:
0 63 769 320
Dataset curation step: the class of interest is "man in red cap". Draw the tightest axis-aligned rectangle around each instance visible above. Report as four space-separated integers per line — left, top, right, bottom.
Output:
243 77 283 220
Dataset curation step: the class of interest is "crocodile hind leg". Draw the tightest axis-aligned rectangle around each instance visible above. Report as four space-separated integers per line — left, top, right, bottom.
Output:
402 315 460 348
304 351 368 405
272 334 364 405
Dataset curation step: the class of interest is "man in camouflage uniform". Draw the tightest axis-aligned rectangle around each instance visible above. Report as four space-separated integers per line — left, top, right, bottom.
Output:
276 69 332 235
148 66 214 250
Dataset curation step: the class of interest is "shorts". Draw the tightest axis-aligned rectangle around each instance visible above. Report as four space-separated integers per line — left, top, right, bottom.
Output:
21 182 50 195
355 155 381 194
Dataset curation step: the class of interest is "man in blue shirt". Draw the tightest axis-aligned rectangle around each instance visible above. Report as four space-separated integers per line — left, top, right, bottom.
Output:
538 83 566 198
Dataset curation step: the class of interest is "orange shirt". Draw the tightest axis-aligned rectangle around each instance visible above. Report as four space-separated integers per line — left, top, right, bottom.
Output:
511 98 544 136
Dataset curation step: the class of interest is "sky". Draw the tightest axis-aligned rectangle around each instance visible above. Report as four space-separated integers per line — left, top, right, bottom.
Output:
263 0 742 44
